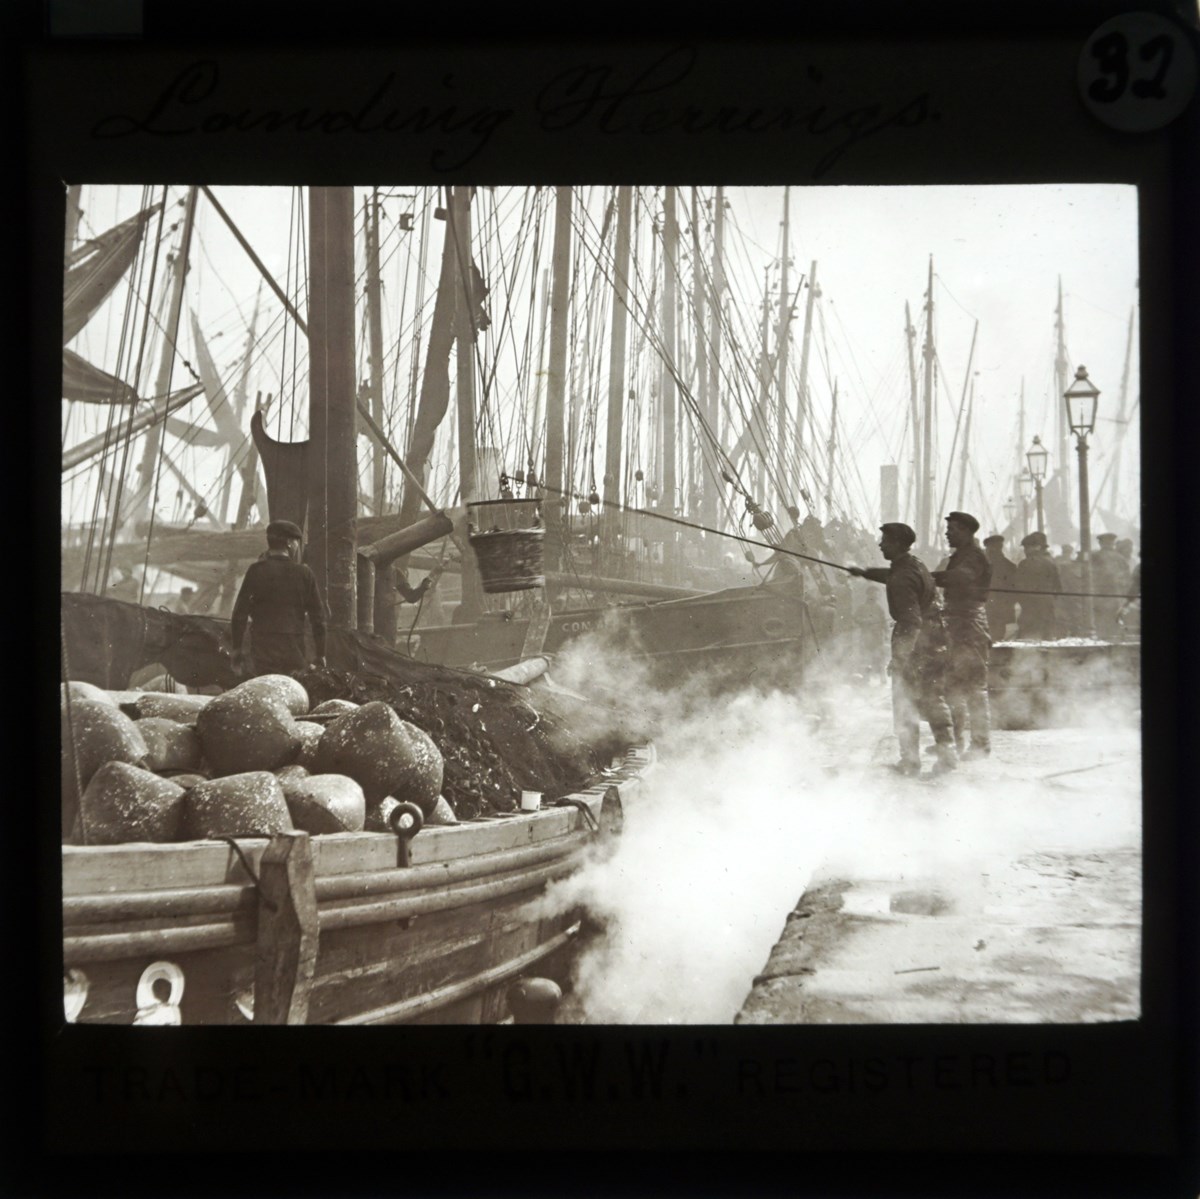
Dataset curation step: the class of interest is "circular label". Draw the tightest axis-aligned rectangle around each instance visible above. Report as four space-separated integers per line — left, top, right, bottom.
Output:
1078 12 1198 131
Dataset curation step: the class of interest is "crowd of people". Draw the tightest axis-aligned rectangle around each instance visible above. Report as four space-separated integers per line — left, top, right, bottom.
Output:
742 505 1140 778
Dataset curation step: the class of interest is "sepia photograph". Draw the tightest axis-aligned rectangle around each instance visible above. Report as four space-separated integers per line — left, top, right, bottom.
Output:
59 181 1142 1028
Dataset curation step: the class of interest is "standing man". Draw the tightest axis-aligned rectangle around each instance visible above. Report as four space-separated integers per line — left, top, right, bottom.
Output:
1093 532 1132 640
1014 531 1061 640
745 505 804 582
849 523 958 776
982 533 1017 642
852 586 889 685
230 520 328 679
931 511 992 760
1054 544 1083 637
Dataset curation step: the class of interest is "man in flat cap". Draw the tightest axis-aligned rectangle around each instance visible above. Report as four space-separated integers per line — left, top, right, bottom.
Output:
849 522 957 775
931 512 992 759
1093 532 1131 640
982 534 1017 642
1053 544 1084 637
1014 531 1061 640
230 519 328 678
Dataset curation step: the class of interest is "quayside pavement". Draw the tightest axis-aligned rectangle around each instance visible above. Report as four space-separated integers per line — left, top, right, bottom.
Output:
736 694 1142 1025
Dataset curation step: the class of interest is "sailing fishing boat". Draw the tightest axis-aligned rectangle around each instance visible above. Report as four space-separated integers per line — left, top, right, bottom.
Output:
58 184 656 1027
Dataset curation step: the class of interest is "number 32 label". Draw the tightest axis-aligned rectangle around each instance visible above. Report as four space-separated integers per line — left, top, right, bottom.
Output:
1079 12 1197 131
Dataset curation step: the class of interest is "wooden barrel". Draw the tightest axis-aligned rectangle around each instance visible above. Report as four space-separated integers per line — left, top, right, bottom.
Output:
467 499 545 594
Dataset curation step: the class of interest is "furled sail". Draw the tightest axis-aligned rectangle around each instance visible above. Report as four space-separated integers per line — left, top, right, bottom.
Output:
61 347 140 405
62 384 204 472
63 203 161 345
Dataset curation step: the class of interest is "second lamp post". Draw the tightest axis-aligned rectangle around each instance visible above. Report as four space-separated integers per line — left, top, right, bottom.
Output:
1064 365 1100 639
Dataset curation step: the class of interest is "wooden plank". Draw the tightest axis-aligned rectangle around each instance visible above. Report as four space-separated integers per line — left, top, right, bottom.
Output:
406 808 573 864
253 832 318 1025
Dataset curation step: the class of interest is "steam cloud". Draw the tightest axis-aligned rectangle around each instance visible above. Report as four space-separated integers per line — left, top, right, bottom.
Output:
532 622 1141 1024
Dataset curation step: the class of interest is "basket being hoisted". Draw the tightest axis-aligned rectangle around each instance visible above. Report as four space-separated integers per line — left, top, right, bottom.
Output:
466 497 545 593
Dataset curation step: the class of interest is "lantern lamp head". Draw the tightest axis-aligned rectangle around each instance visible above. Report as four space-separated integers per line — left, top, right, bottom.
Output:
1026 435 1049 481
1064 365 1100 437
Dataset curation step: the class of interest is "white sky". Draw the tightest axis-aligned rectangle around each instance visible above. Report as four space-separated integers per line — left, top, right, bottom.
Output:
62 182 1140 540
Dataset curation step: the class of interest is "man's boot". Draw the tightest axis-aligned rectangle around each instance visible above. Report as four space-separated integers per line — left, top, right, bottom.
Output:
929 743 959 776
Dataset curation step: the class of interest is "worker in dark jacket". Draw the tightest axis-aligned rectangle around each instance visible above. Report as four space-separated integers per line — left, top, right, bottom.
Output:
231 520 328 678
931 511 992 760
1093 532 1132 640
982 533 1017 641
1014 531 1061 640
850 522 957 775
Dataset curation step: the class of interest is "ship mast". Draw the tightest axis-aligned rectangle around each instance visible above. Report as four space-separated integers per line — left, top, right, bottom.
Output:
603 185 632 565
705 187 724 535
795 260 818 505
904 301 920 519
1104 305 1135 514
306 186 359 629
689 186 707 528
134 186 198 537
776 187 791 504
544 186 572 575
450 184 484 620
918 256 934 552
661 186 679 577
1054 277 1071 531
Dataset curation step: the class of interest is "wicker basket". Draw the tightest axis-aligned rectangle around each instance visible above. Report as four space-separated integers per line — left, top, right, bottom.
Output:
467 498 545 594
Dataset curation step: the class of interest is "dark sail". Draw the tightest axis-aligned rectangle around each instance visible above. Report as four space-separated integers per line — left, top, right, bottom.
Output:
63 204 162 345
61 347 140 405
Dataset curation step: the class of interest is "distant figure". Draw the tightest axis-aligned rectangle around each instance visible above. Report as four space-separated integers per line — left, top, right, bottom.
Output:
931 511 992 760
853 586 889 684
230 520 327 679
982 533 1017 642
849 522 957 775
174 586 197 615
1054 544 1084 637
109 566 142 604
745 504 803 582
1118 553 1141 638
1014 531 1061 641
1093 532 1132 640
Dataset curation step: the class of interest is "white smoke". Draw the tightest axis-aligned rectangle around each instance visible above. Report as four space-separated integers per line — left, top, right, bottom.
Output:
533 626 1141 1024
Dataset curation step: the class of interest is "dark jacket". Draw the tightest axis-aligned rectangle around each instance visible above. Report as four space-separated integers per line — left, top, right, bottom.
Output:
231 554 327 658
862 552 941 662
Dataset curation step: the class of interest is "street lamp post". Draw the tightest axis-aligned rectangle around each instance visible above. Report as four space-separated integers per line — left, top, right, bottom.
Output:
1026 435 1049 534
1003 497 1018 540
1018 470 1034 539
1064 365 1100 639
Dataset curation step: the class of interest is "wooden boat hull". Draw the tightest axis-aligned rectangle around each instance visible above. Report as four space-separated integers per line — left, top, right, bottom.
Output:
413 584 812 685
62 745 654 1025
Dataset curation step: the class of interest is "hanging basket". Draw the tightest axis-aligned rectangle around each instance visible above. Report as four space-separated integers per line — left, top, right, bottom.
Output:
467 498 545 594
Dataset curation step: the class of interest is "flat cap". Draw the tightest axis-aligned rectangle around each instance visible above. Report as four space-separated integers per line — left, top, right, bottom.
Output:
982 533 1005 546
1097 532 1118 544
879 522 916 547
266 519 304 540
945 511 980 533
1021 531 1048 548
